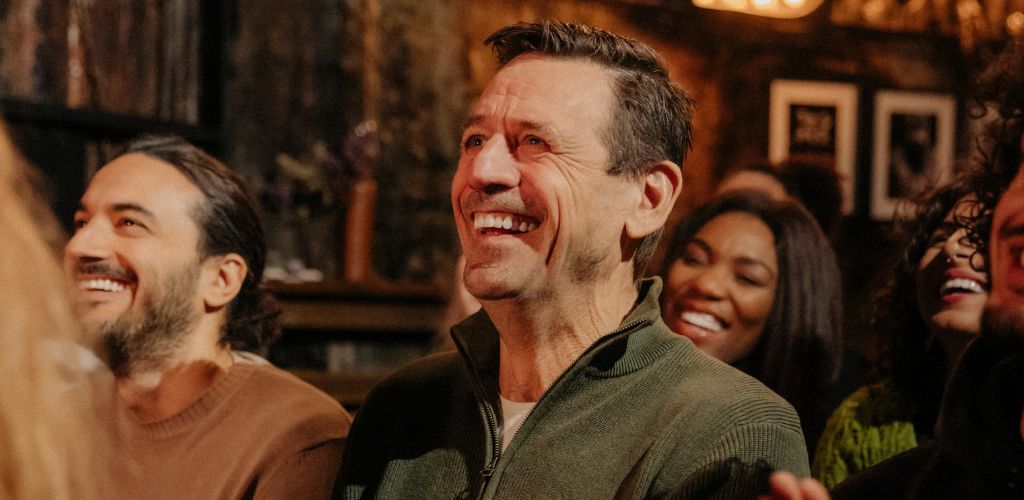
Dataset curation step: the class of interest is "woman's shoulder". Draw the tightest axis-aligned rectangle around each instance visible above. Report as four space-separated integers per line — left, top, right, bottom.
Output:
811 379 922 488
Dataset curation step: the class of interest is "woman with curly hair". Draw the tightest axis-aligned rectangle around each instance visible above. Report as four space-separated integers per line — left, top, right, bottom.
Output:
812 40 1024 489
811 175 992 488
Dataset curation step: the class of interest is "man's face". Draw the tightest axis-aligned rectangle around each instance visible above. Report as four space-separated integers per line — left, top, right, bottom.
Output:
64 154 205 370
984 164 1024 343
452 55 636 301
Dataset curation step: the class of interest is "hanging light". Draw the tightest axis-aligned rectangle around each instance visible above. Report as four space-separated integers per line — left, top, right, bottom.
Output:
692 0 824 19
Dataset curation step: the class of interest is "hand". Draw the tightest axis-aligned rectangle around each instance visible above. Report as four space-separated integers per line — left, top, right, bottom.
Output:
758 471 830 500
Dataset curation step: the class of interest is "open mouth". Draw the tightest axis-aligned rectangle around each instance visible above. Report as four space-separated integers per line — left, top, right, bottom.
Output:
680 311 724 333
473 211 539 235
939 278 985 296
77 278 129 293
73 261 136 295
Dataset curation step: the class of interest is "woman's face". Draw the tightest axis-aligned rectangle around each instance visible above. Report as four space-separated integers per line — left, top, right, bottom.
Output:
915 196 988 339
661 212 778 364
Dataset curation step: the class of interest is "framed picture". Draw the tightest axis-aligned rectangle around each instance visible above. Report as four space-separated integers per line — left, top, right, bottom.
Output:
769 80 858 214
870 90 957 220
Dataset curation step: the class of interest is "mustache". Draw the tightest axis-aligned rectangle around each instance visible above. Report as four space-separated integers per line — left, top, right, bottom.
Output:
461 191 534 217
74 261 137 282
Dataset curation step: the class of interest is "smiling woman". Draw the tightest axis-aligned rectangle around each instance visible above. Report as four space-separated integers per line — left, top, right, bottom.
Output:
812 174 994 488
660 191 843 452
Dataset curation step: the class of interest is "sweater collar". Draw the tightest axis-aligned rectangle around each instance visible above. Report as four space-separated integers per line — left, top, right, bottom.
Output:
450 277 676 385
115 361 259 440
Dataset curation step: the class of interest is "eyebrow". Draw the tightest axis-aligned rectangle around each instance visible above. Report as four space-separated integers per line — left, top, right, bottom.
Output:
462 115 555 137
691 237 775 276
998 221 1024 240
76 201 157 219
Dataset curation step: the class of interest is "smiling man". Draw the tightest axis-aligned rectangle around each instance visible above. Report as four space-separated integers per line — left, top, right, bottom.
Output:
66 136 350 499
336 21 808 499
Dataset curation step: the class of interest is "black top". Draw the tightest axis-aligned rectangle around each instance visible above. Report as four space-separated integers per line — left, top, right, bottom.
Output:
833 335 1024 499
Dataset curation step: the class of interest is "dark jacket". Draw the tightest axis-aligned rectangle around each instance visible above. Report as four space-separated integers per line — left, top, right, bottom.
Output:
336 278 809 499
833 335 1024 499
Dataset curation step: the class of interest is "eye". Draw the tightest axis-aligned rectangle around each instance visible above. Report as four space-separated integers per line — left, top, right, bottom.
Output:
737 274 767 287
72 213 88 230
1010 244 1024 267
927 229 949 246
117 217 146 230
680 244 708 266
520 135 548 152
462 134 484 150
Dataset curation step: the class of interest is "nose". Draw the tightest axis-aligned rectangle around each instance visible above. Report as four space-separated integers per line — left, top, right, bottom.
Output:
65 220 112 264
689 266 727 300
465 135 520 192
942 227 972 263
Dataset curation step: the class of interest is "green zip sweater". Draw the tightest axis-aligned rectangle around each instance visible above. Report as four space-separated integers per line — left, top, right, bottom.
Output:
335 278 809 499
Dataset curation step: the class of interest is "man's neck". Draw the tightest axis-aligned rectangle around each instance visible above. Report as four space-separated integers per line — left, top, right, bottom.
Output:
115 323 235 424
489 276 639 402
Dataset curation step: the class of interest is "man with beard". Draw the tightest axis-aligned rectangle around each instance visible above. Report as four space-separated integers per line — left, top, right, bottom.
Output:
65 135 350 499
336 21 808 499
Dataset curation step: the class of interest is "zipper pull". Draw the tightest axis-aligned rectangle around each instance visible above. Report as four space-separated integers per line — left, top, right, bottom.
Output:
481 464 495 478
481 452 499 478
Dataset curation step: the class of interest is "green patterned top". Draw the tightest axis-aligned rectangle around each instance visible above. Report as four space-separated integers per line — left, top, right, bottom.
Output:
812 379 922 489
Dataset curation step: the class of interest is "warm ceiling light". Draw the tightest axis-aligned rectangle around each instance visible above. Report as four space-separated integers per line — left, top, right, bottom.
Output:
692 0 824 18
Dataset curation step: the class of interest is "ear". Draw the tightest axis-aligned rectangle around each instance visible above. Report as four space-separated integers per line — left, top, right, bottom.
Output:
625 160 683 239
200 253 248 310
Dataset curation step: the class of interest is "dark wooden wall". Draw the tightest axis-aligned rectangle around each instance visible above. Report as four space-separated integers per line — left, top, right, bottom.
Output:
0 0 980 361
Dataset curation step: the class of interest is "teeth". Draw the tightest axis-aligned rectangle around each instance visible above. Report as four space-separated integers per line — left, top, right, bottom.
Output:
79 279 126 292
940 278 984 295
473 212 538 234
681 311 723 332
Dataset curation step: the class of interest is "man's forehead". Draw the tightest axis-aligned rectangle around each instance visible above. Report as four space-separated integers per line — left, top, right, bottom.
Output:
82 154 202 212
469 56 614 130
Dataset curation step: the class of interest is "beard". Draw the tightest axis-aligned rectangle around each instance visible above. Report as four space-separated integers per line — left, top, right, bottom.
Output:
980 303 1024 352
100 262 202 377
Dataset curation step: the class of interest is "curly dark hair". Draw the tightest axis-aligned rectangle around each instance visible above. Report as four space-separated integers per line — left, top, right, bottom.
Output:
125 136 280 354
872 176 987 432
485 20 695 279
661 191 842 445
963 38 1024 255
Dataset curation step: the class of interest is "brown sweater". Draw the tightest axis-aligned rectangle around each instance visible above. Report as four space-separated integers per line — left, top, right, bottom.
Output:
110 358 350 499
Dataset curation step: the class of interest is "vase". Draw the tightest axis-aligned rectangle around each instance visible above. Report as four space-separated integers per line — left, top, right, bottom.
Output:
343 178 378 283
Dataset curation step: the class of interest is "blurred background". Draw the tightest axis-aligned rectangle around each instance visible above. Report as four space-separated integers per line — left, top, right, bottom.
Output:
0 0 1016 408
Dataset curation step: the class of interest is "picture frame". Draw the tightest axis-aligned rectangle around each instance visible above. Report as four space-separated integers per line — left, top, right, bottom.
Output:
870 90 957 220
769 80 858 215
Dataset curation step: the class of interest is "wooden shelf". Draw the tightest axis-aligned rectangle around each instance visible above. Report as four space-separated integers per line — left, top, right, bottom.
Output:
271 279 448 406
267 278 447 301
291 369 392 410
269 278 447 334
0 98 221 147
